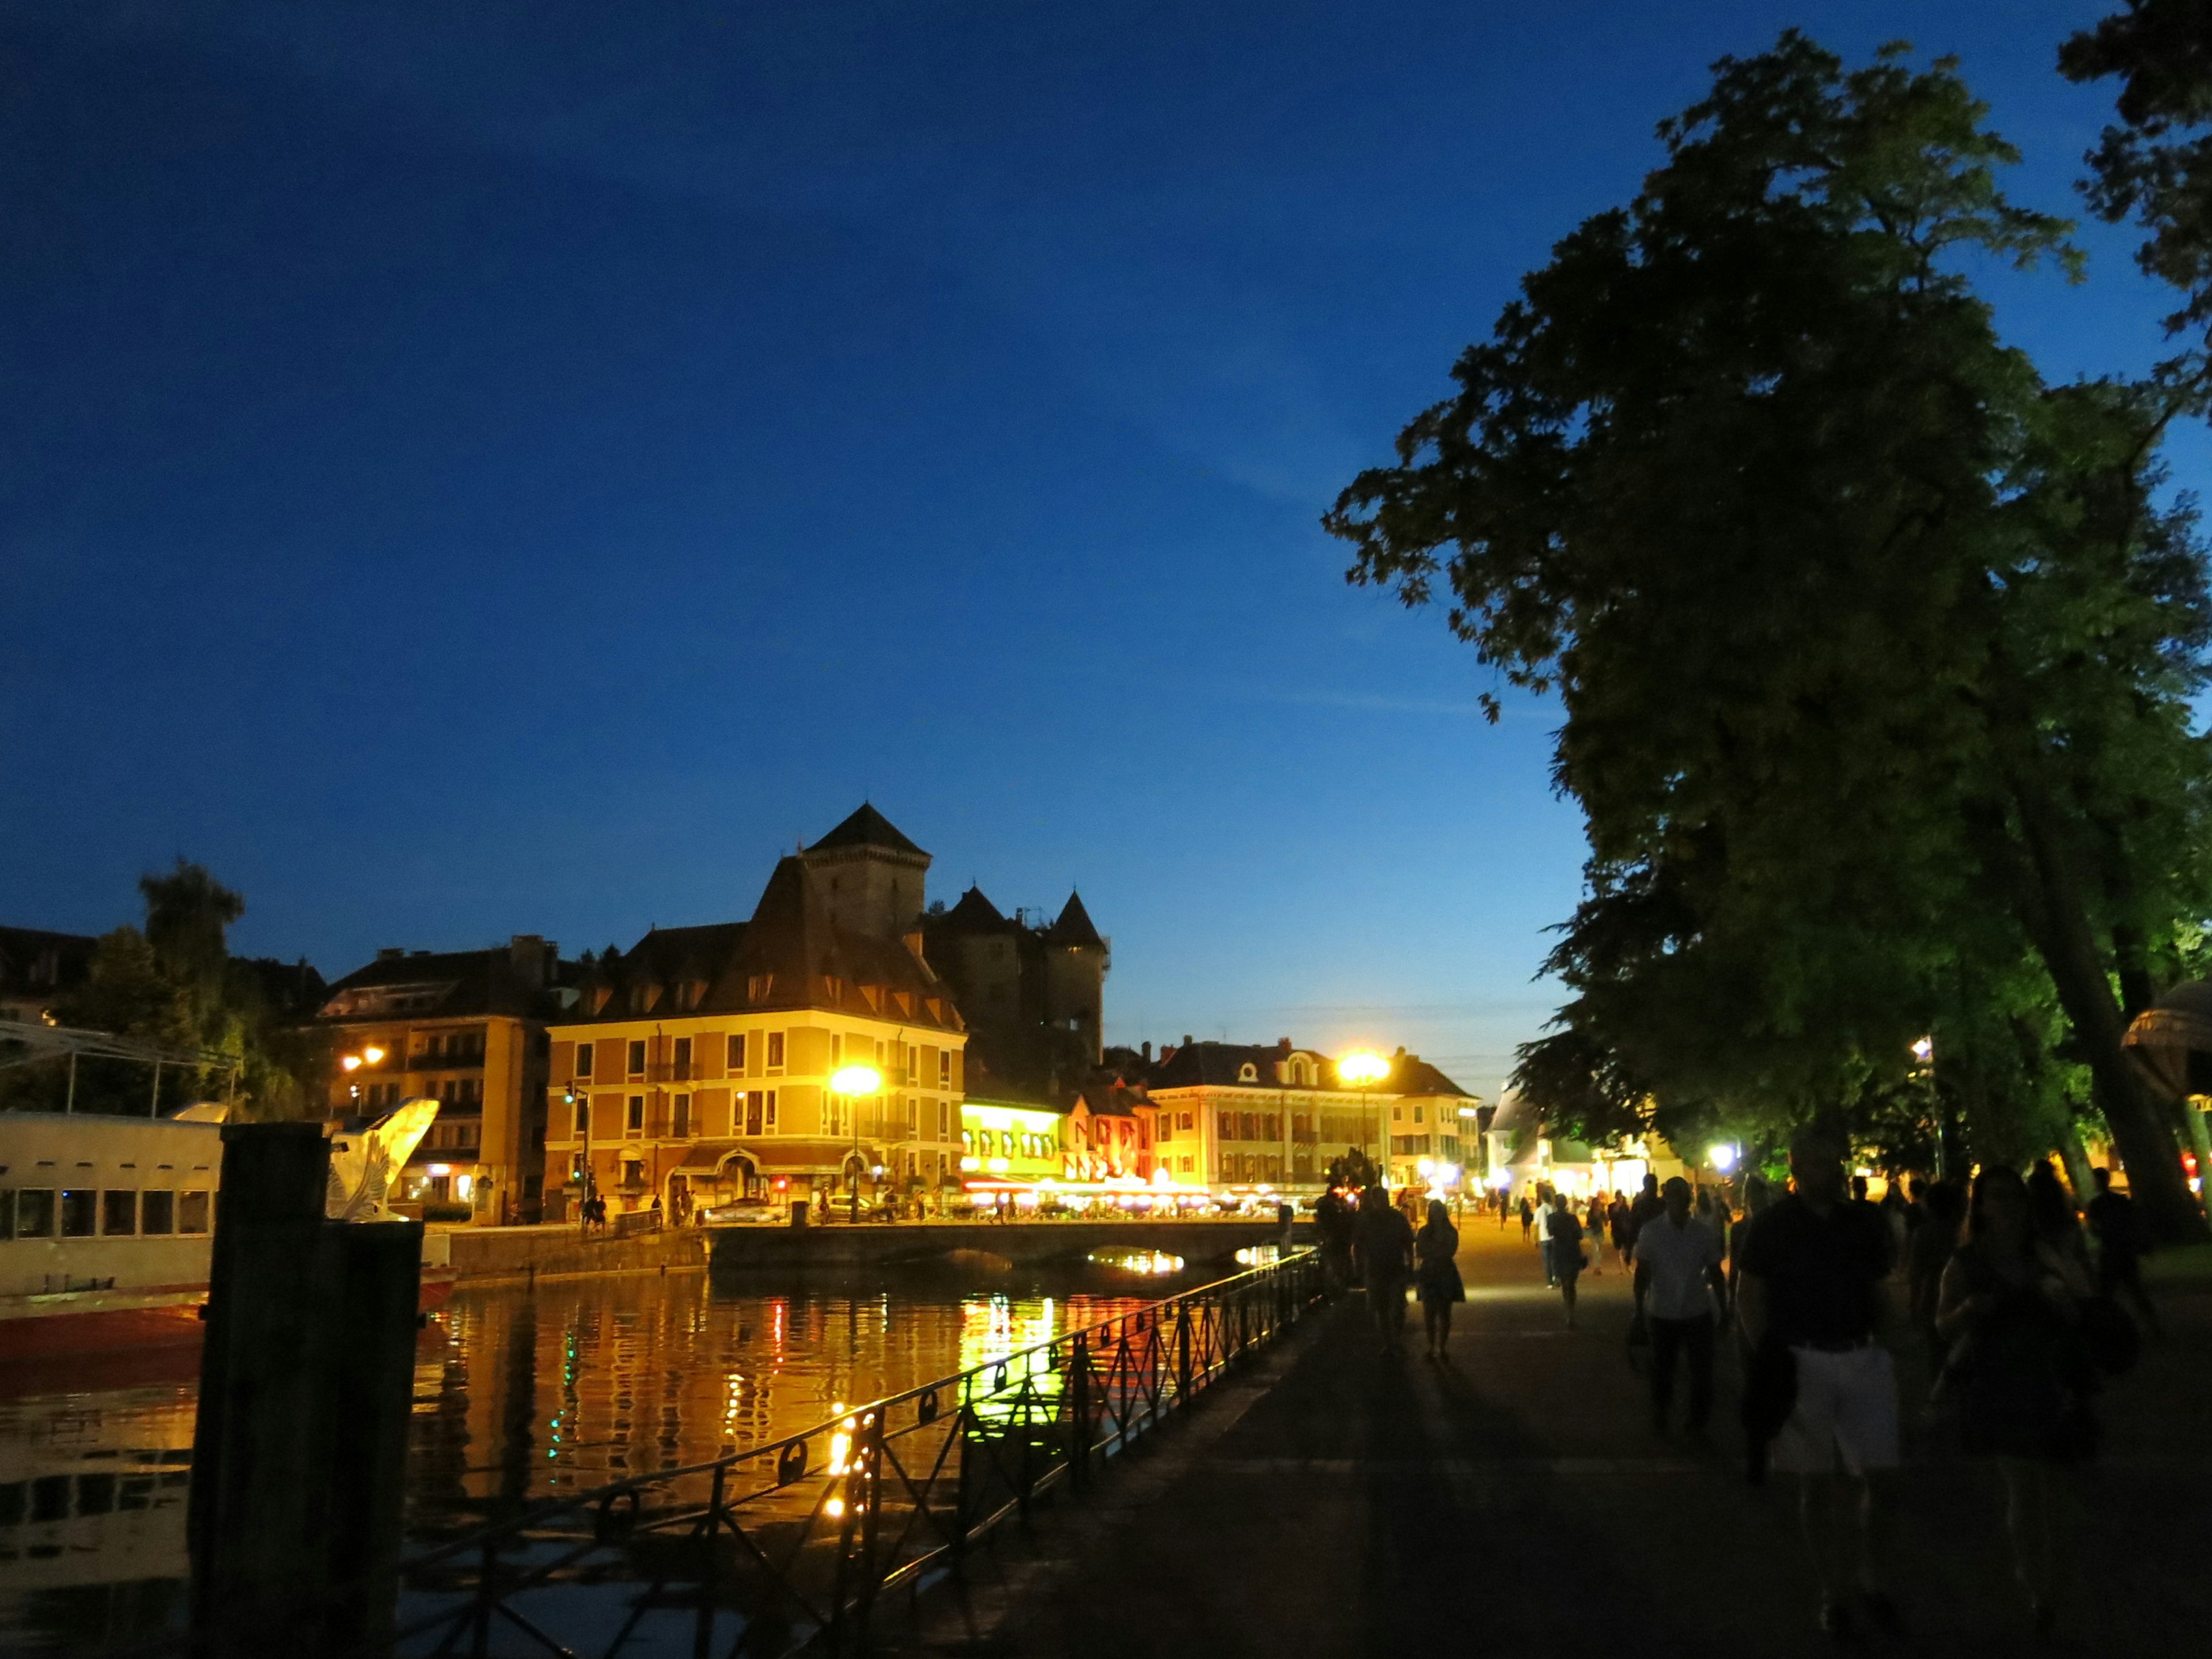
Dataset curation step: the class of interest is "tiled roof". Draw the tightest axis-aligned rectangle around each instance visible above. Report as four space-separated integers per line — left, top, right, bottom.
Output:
571 857 963 1033
1389 1050 1474 1099
806 802 927 859
1145 1040 1331 1090
319 945 566 1022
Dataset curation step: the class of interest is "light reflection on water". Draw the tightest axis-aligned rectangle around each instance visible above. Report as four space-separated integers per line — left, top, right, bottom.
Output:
0 1258 1213 1653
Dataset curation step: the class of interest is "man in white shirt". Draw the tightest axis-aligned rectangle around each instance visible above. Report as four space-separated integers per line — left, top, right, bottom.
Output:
1631 1176 1725 1433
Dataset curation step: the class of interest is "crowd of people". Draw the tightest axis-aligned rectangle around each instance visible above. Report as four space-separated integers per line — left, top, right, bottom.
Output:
1312 1134 2165 1643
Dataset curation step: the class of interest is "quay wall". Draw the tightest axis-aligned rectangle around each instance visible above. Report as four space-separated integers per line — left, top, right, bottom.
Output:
707 1218 1315 1272
444 1224 707 1285
439 1218 1315 1284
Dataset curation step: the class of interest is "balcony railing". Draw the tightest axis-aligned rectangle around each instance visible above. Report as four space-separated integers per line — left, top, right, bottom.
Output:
355 1250 1323 1658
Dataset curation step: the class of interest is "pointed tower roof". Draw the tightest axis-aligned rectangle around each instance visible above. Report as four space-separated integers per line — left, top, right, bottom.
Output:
934 884 1021 935
1047 890 1106 950
807 802 927 859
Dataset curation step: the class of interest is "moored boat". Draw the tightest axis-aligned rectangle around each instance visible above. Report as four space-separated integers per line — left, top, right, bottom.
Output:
1 1106 458 1364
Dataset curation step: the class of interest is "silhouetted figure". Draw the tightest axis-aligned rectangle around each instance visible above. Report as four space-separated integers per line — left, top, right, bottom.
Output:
1415 1199 1464 1359
1738 1126 1903 1642
1633 1176 1724 1433
1316 1185 1355 1291
1354 1183 1414 1354
1518 1193 1535 1244
2085 1168 2162 1338
1907 1181 1965 1360
1546 1194 1585 1328
1937 1165 2097 1640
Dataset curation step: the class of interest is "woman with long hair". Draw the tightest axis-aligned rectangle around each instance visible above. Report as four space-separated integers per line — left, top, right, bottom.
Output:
1415 1198 1465 1359
1936 1165 2096 1641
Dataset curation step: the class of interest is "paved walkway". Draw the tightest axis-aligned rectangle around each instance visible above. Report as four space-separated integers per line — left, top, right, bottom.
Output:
888 1218 2211 1657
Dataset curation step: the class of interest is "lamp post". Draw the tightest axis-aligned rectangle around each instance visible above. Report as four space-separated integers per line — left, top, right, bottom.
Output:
1336 1051 1391 1184
829 1063 883 1224
338 1044 388 1111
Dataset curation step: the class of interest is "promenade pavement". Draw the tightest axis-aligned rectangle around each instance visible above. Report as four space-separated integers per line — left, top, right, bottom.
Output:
888 1214 2211 1658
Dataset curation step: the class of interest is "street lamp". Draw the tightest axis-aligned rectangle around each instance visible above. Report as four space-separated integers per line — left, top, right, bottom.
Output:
1337 1051 1391 1184
830 1063 883 1224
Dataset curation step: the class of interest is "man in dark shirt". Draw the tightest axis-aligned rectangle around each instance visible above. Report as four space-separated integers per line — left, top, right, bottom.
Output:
1739 1126 1902 1642
1353 1183 1415 1354
2086 1167 2162 1336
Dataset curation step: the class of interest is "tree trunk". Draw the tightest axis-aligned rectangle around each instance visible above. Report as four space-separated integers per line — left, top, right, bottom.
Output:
2006 781 2207 1241
2057 1121 2099 1209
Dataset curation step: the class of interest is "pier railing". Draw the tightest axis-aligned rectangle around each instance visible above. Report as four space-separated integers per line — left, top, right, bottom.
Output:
377 1248 1322 1658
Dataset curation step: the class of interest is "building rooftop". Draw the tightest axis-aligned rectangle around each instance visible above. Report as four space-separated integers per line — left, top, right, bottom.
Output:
806 802 928 860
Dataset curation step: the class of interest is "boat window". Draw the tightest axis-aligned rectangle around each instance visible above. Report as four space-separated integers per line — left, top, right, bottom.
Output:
0 1190 12 1240
12 1190 55 1238
179 1191 211 1234
142 1191 176 1235
61 1191 97 1237
103 1191 138 1236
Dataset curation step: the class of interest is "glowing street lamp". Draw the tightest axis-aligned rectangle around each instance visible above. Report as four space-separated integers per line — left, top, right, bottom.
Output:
1337 1050 1391 1179
830 1064 883 1224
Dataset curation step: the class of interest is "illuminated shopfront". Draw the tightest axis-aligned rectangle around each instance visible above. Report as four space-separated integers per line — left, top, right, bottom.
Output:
959 1100 1067 1183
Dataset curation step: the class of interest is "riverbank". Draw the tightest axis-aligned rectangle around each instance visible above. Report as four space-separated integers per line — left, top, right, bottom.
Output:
438 1223 706 1285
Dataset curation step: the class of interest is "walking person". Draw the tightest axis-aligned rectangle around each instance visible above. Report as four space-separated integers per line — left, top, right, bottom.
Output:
1583 1194 1608 1275
1936 1165 2098 1640
1609 1191 1633 1270
1737 1126 1904 1642
1518 1192 1536 1244
1415 1199 1465 1359
2085 1168 2162 1338
1546 1192 1586 1328
1634 1177 1726 1434
1354 1182 1415 1354
1316 1183 1355 1292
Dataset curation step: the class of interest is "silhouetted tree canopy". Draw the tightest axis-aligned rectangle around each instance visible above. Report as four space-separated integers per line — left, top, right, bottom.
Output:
1327 32 2212 1237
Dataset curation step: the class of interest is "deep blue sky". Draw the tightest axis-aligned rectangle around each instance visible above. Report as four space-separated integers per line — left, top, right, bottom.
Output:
1 1 2195 1098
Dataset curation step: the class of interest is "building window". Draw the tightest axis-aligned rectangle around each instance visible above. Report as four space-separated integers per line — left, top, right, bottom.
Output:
1238 1063 1257 1082
674 1093 692 1137
627 1040 646 1078
627 1095 645 1134
103 1191 137 1236
728 1033 747 1073
576 1099 590 1137
939 1050 951 1086
673 1037 692 1080
1412 1104 1424 1124
179 1191 210 1233
1391 1105 1403 1123
575 1041 594 1079
830 1032 843 1066
141 1191 175 1235
766 1089 778 1129
60 1190 96 1237
766 1032 785 1071
938 1099 950 1140
1180 1155 1194 1174
745 1091 763 1135
1179 1112 1194 1131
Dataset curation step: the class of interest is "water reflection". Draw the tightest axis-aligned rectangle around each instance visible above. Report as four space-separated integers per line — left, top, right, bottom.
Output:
0 1257 1216 1652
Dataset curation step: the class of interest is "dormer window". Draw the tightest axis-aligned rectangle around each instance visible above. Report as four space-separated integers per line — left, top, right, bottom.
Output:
1238 1062 1257 1082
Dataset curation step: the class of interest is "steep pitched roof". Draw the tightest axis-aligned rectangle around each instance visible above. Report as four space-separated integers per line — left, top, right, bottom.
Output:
931 885 1021 937
808 802 927 859
1389 1050 1474 1099
570 857 963 1032
1047 891 1105 950
1146 1040 1324 1090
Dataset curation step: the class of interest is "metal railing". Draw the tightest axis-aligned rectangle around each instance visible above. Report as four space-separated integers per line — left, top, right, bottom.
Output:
379 1248 1322 1658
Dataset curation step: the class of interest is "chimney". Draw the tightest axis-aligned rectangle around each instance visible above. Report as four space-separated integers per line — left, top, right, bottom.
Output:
509 934 549 987
1141 1040 1152 1063
1181 1034 1193 1048
376 947 404 961
1278 1037 1291 1054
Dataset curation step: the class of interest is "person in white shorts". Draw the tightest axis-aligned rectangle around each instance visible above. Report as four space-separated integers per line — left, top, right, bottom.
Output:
1738 1126 1902 1642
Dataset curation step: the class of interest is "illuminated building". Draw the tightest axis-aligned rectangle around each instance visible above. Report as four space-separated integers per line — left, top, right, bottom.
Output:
543 806 967 1219
959 1100 1067 1182
1141 1036 1425 1190
314 934 571 1222
1377 1050 1481 1191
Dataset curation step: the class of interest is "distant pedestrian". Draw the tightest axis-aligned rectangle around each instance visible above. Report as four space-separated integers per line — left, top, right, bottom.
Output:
1545 1195 1585 1328
1737 1125 1904 1642
1936 1165 2098 1639
1316 1184 1355 1291
1518 1194 1536 1244
1354 1183 1415 1354
1608 1193 1632 1270
1415 1199 1465 1359
2085 1168 2162 1338
1633 1177 1725 1434
1906 1181 1964 1360
1726 1174 1771 1320
1626 1172 1663 1257
1583 1195 1607 1275
1534 1191 1559 1286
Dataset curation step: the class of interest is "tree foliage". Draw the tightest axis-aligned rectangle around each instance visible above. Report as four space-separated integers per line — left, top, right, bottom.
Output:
1326 33 2212 1236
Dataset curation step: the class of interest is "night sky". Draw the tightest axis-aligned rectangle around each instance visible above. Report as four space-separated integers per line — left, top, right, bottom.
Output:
3 1 2197 1098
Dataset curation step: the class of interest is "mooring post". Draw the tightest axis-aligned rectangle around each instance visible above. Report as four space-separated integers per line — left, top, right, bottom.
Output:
188 1122 338 1654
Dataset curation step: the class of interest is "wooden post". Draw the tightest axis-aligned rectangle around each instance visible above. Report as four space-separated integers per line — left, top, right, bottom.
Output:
189 1123 337 1653
190 1123 424 1657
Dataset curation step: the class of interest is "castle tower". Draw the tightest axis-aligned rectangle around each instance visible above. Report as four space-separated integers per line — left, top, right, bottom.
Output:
1042 891 1109 1063
798 804 930 941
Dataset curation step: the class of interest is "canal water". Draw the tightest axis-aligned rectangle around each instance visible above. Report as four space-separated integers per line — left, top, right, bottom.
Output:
0 1251 1223 1654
